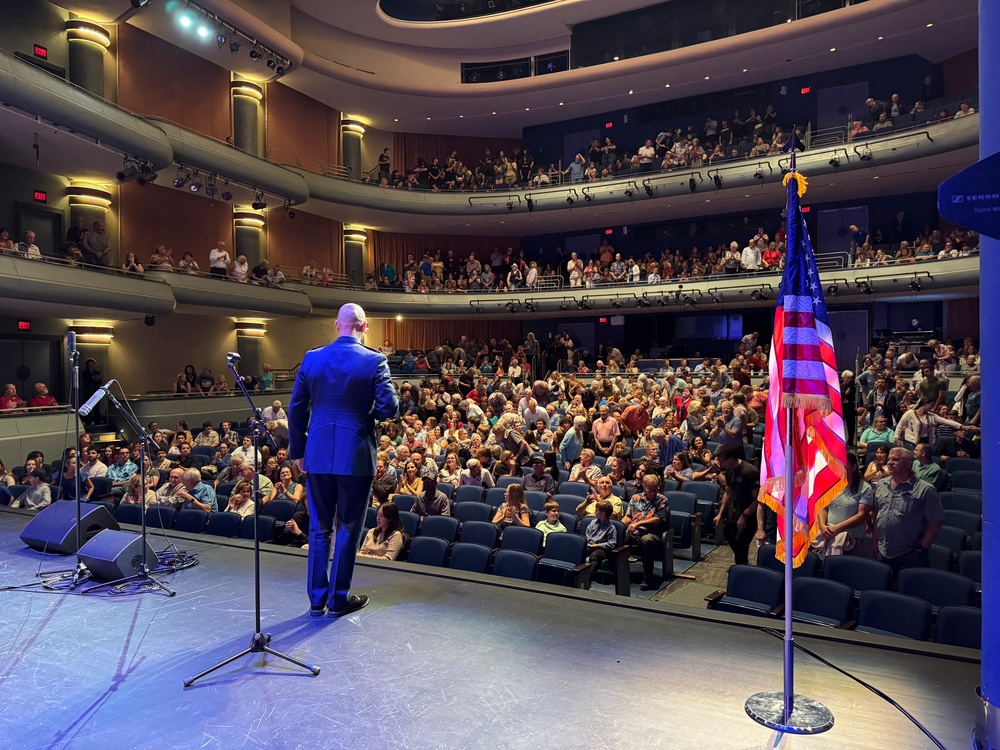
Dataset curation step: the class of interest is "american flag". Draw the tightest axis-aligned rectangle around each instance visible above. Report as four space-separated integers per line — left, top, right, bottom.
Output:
759 172 848 566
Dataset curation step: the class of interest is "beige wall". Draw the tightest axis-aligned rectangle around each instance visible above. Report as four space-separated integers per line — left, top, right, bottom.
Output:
361 125 394 177
109 314 237 394
261 315 387 364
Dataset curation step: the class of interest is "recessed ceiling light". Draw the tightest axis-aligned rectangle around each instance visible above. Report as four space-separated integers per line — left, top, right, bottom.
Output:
664 84 670 88
559 102 564 106
830 47 836 52
613 56 620 61
704 76 710 80
426 117 431 120
877 36 884 40
786 18 791 23
628 89 633 95
525 107 530 111
492 111 497 115
742 68 748 73
459 115 464 118
393 118 399 122
873 175 880 179
926 23 934 27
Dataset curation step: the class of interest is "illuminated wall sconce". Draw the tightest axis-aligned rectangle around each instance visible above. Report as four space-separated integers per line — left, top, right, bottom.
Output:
67 184 113 211
233 208 266 229
341 119 366 137
344 226 368 243
65 20 112 51
71 320 114 344
235 319 267 338
230 80 263 101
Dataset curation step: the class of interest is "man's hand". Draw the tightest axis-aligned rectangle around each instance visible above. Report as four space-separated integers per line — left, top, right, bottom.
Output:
712 513 724 527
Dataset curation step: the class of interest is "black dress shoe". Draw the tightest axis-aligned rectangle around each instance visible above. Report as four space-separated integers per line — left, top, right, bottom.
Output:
309 606 328 618
329 594 369 618
639 580 651 591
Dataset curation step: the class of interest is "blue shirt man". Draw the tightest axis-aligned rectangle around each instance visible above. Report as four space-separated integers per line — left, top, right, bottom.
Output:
289 303 399 618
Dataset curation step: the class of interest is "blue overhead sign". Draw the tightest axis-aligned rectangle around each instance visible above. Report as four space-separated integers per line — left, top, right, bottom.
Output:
938 151 1000 239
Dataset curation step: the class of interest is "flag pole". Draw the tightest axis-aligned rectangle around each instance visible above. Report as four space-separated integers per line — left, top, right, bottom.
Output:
745 127 835 734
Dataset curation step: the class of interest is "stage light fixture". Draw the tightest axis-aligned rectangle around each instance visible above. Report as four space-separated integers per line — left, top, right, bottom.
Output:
636 296 650 308
506 200 513 212
267 58 277 70
204 176 217 198
144 314 156 327
229 39 241 53
709 292 723 305
216 31 227 46
116 159 138 183
525 301 535 313
577 299 592 310
173 170 190 189
909 279 921 292
857 279 872 293
683 294 696 307
504 301 516 313
754 168 765 182
712 174 723 190
526 197 534 212
474 305 483 314
189 177 203 193
656 296 666 307
644 184 654 197
558 301 569 311
275 64 286 75
611 298 622 309
860 147 873 163
566 196 574 204
283 199 295 219
827 283 840 297
584 193 593 202
251 191 267 211
221 184 233 202
249 48 262 62
624 187 635 197
829 158 841 169
135 162 157 186
688 177 697 193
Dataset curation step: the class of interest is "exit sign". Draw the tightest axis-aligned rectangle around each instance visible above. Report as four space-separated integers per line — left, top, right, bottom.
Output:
33 45 48 60
33 190 47 203
17 320 31 331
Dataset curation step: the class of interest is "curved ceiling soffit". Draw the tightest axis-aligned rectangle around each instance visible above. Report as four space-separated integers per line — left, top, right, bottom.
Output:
294 0 936 97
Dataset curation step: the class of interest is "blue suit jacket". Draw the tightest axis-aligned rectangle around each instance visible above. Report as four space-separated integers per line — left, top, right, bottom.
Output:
289 336 399 476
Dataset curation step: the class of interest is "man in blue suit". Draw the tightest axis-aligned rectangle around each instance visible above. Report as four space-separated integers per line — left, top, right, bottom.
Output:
289 303 399 618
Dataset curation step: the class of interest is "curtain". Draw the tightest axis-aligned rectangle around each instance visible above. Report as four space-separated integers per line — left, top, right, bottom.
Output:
384 319 521 353
391 132 523 176
370 232 521 277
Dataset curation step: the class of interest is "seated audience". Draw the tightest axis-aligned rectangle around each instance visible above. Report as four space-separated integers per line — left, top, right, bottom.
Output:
359 502 404 560
10 469 52 510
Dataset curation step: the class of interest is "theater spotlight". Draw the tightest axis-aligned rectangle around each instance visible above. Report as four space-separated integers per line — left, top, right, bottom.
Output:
474 305 483 314
283 199 295 219
688 177 697 193
566 195 575 204
173 170 190 188
611 298 622 309
525 301 536 313
251 191 267 211
655 296 666 307
750 287 771 301
584 193 593 202
275 64 286 75
220 183 233 202
135 162 157 186
189 176 203 193
267 58 277 70
635 295 650 308
909 278 921 292
506 200 513 212
712 174 723 190
504 301 517 313
526 197 534 212
116 159 138 183
829 157 841 169
859 147 873 163
216 31 227 46
683 294 696 307
644 183 654 197
827 283 840 297
709 291 723 305
249 48 262 62
204 177 217 198
754 168 765 182
558 301 569 311
577 299 593 310
624 187 635 198
229 39 241 53
857 279 872 294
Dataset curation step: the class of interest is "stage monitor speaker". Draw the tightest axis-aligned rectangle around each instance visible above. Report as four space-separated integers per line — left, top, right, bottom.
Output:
78 529 158 582
19 502 120 555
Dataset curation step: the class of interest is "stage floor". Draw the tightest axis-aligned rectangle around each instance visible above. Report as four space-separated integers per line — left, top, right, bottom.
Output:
0 510 981 750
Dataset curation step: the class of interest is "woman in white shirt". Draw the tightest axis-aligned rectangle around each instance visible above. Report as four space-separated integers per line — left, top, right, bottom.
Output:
230 255 249 283
359 502 404 560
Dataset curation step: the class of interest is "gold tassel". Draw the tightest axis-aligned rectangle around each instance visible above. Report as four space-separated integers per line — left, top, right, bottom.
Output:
783 171 808 197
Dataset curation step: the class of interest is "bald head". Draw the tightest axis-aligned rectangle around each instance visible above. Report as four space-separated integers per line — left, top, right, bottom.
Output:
336 303 368 340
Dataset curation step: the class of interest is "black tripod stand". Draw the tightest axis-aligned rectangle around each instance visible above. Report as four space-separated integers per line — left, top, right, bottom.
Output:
184 352 319 686
83 386 175 597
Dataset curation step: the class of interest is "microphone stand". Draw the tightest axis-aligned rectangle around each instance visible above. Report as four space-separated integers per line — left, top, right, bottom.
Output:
184 353 319 686
82 386 175 596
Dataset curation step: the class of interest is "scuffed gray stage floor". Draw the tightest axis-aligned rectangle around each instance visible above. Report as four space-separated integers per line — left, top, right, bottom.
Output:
0 510 981 750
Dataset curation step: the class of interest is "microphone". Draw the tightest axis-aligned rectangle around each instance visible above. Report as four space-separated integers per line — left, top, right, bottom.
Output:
226 351 241 363
67 331 77 356
79 379 114 416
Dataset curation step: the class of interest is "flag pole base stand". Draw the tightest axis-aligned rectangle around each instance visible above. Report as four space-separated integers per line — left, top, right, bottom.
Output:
745 692 834 735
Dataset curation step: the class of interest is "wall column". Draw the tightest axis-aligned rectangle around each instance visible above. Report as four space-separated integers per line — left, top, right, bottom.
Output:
231 80 263 157
341 119 365 180
65 20 110 98
234 322 264 386
233 209 266 269
343 225 367 287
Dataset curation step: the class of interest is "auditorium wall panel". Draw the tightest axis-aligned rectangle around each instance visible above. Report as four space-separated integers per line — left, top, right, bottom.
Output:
267 210 342 274
384 319 521 353
265 83 341 172
118 183 232 264
109 314 236 394
117 25 231 141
